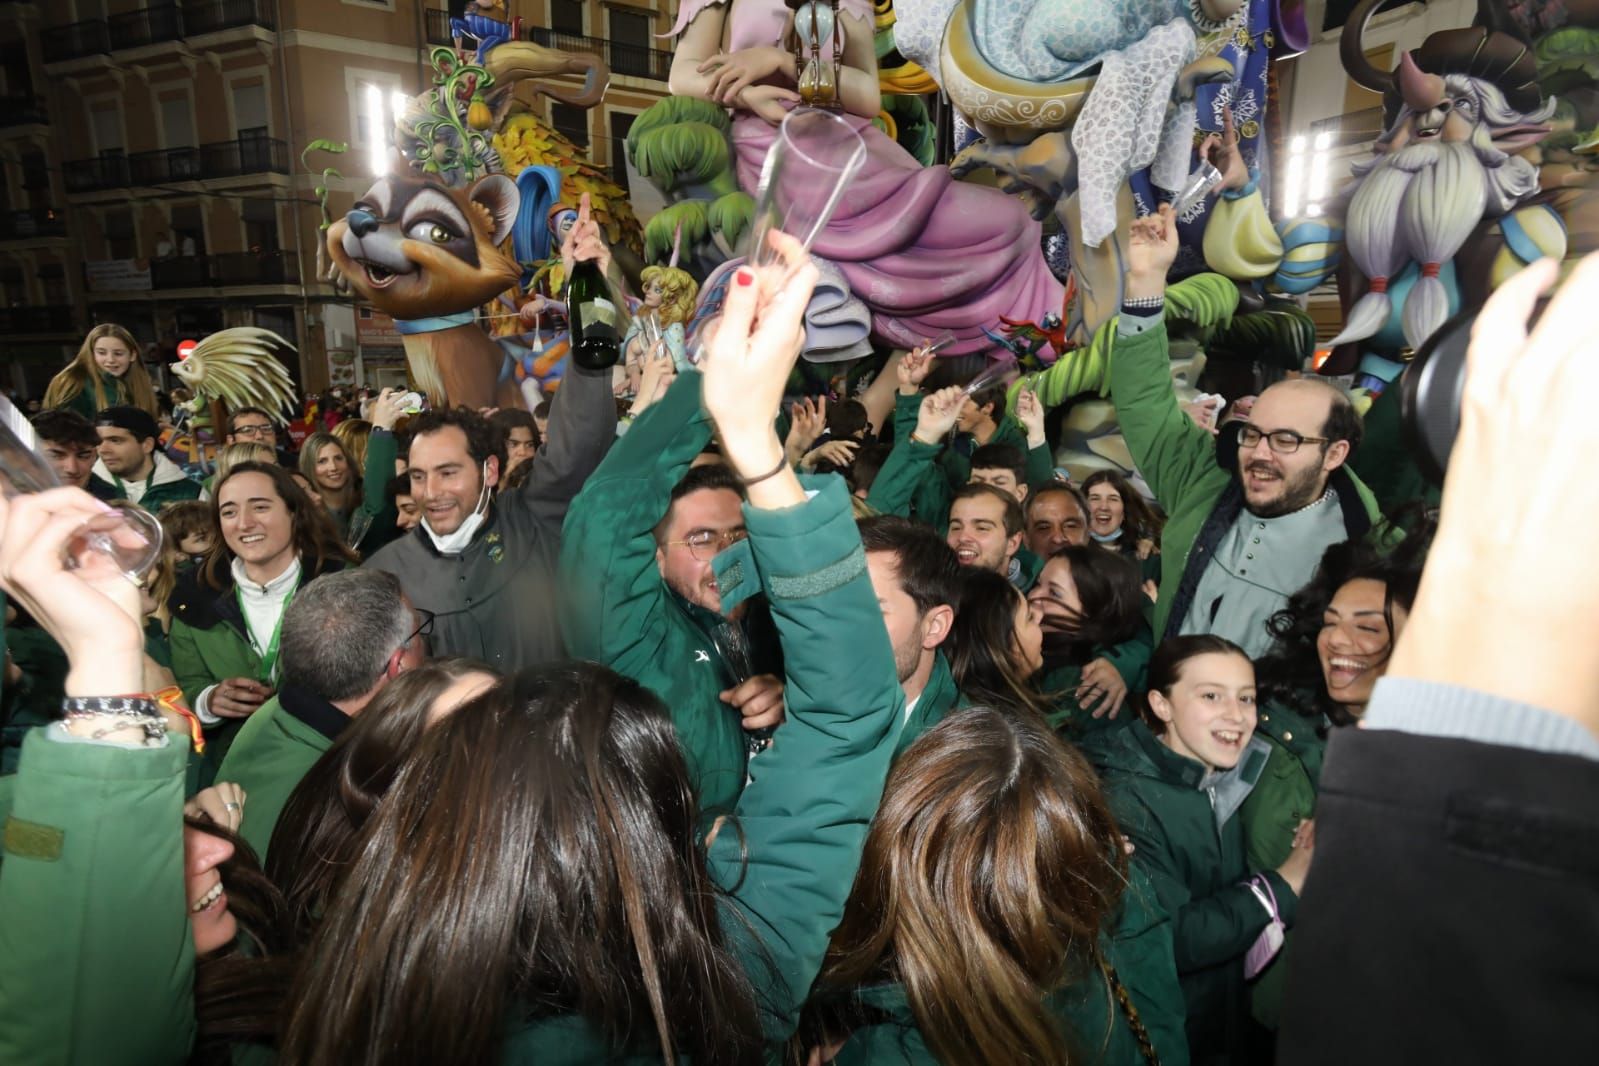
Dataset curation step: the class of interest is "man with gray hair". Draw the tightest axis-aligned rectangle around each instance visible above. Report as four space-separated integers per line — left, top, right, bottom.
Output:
217 569 427 857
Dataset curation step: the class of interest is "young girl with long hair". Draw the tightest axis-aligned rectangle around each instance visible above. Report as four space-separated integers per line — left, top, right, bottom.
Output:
1082 635 1315 1063
946 567 1051 720
43 323 159 420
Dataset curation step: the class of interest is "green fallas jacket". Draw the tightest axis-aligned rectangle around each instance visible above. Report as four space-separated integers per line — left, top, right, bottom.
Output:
167 557 344 776
0 477 908 1064
1082 720 1295 1063
865 392 1055 531
822 867 1189 1065
215 687 346 860
561 371 772 815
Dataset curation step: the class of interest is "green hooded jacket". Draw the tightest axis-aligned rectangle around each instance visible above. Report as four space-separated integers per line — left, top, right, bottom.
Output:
215 687 346 860
1082 720 1294 1062
561 372 769 815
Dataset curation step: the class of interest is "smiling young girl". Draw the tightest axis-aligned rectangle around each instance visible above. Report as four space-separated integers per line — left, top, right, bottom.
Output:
44 323 159 420
1082 635 1314 1064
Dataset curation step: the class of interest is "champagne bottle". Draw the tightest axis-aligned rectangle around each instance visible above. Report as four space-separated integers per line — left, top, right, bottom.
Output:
566 259 621 371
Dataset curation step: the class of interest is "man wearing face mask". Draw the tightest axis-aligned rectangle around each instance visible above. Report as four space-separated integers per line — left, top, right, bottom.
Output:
560 371 786 813
1116 205 1385 658
362 396 614 670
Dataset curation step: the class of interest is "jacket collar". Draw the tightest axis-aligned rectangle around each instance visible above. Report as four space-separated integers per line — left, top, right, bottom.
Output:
92 449 189 491
279 682 351 743
170 555 343 630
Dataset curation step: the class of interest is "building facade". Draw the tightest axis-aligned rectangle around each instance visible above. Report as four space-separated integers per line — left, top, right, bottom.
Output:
0 0 674 397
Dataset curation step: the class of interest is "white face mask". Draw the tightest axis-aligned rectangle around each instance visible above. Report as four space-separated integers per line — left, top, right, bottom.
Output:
421 462 492 555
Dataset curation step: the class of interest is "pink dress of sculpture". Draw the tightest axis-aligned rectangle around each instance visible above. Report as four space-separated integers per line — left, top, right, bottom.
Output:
671 0 1063 356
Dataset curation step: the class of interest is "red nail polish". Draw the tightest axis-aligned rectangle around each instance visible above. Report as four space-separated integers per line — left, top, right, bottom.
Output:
735 269 754 287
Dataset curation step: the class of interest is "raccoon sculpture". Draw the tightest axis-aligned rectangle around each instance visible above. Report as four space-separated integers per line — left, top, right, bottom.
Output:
327 173 523 409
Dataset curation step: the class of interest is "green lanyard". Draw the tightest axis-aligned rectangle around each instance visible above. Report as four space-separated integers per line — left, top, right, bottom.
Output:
237 585 295 684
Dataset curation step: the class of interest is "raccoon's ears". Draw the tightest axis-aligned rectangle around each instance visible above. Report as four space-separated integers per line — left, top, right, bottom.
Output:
470 174 519 247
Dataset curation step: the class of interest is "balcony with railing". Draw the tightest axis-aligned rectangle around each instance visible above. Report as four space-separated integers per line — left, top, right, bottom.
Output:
0 95 48 129
524 28 671 81
150 250 299 289
64 137 289 193
0 208 67 241
183 0 276 36
108 3 185 49
425 7 452 45
41 18 111 63
0 305 76 334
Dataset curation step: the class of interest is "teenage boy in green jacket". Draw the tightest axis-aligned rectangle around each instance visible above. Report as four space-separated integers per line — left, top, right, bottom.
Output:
561 372 787 815
1118 206 1385 658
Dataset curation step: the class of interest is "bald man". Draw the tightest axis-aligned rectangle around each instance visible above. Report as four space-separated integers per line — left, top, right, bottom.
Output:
1112 205 1385 657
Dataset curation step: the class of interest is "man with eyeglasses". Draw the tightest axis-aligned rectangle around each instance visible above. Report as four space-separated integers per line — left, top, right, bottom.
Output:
561 373 787 815
1112 205 1385 657
226 407 280 451
216 569 430 859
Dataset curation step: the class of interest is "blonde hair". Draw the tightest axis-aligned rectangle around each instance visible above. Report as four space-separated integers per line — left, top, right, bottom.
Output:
215 442 276 483
44 324 158 417
640 265 698 327
330 418 373 474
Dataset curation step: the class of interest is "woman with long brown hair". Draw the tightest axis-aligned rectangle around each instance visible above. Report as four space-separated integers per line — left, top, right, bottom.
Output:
297 431 361 539
168 462 357 773
801 706 1186 1065
43 322 159 420
946 567 1052 720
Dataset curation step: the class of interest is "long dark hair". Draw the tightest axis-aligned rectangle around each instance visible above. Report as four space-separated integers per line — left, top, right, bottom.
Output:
199 461 357 590
1035 545 1145 668
947 568 1053 720
802 707 1127 1066
1255 529 1428 726
187 818 295 1062
1080 469 1164 546
278 662 765 1066
267 658 495 948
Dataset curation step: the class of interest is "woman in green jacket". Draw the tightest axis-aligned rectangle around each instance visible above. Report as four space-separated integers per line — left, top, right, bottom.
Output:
1238 540 1422 1030
1028 545 1154 734
42 323 160 421
169 462 356 772
1081 636 1314 1065
801 705 1188 1066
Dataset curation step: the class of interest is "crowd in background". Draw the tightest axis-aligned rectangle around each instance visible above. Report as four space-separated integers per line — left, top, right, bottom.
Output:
0 213 1596 1066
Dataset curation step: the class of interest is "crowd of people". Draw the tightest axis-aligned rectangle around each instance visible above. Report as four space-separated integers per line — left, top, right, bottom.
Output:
1 207 1596 1066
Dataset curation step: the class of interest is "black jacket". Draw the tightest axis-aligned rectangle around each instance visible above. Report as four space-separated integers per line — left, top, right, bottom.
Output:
1279 727 1599 1064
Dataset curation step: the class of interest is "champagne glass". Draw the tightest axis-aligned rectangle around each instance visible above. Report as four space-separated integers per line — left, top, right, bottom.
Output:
1170 161 1225 218
746 108 866 271
0 395 163 579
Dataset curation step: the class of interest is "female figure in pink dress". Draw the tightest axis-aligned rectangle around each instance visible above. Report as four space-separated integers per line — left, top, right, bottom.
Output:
668 0 1064 356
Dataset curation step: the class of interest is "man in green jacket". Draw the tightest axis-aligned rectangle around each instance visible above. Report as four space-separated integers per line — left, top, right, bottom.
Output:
215 569 427 858
867 379 1055 531
1119 206 1384 658
561 373 786 815
855 516 963 756
92 406 202 512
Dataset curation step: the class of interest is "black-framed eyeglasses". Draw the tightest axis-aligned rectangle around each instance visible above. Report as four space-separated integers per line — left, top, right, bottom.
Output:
1237 425 1330 455
665 528 748 562
231 422 276 440
405 608 436 646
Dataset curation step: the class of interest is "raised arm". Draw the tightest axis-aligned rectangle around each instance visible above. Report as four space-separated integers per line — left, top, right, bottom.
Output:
0 489 196 1066
695 238 905 1038
559 370 711 663
511 196 620 523
1111 206 1228 510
